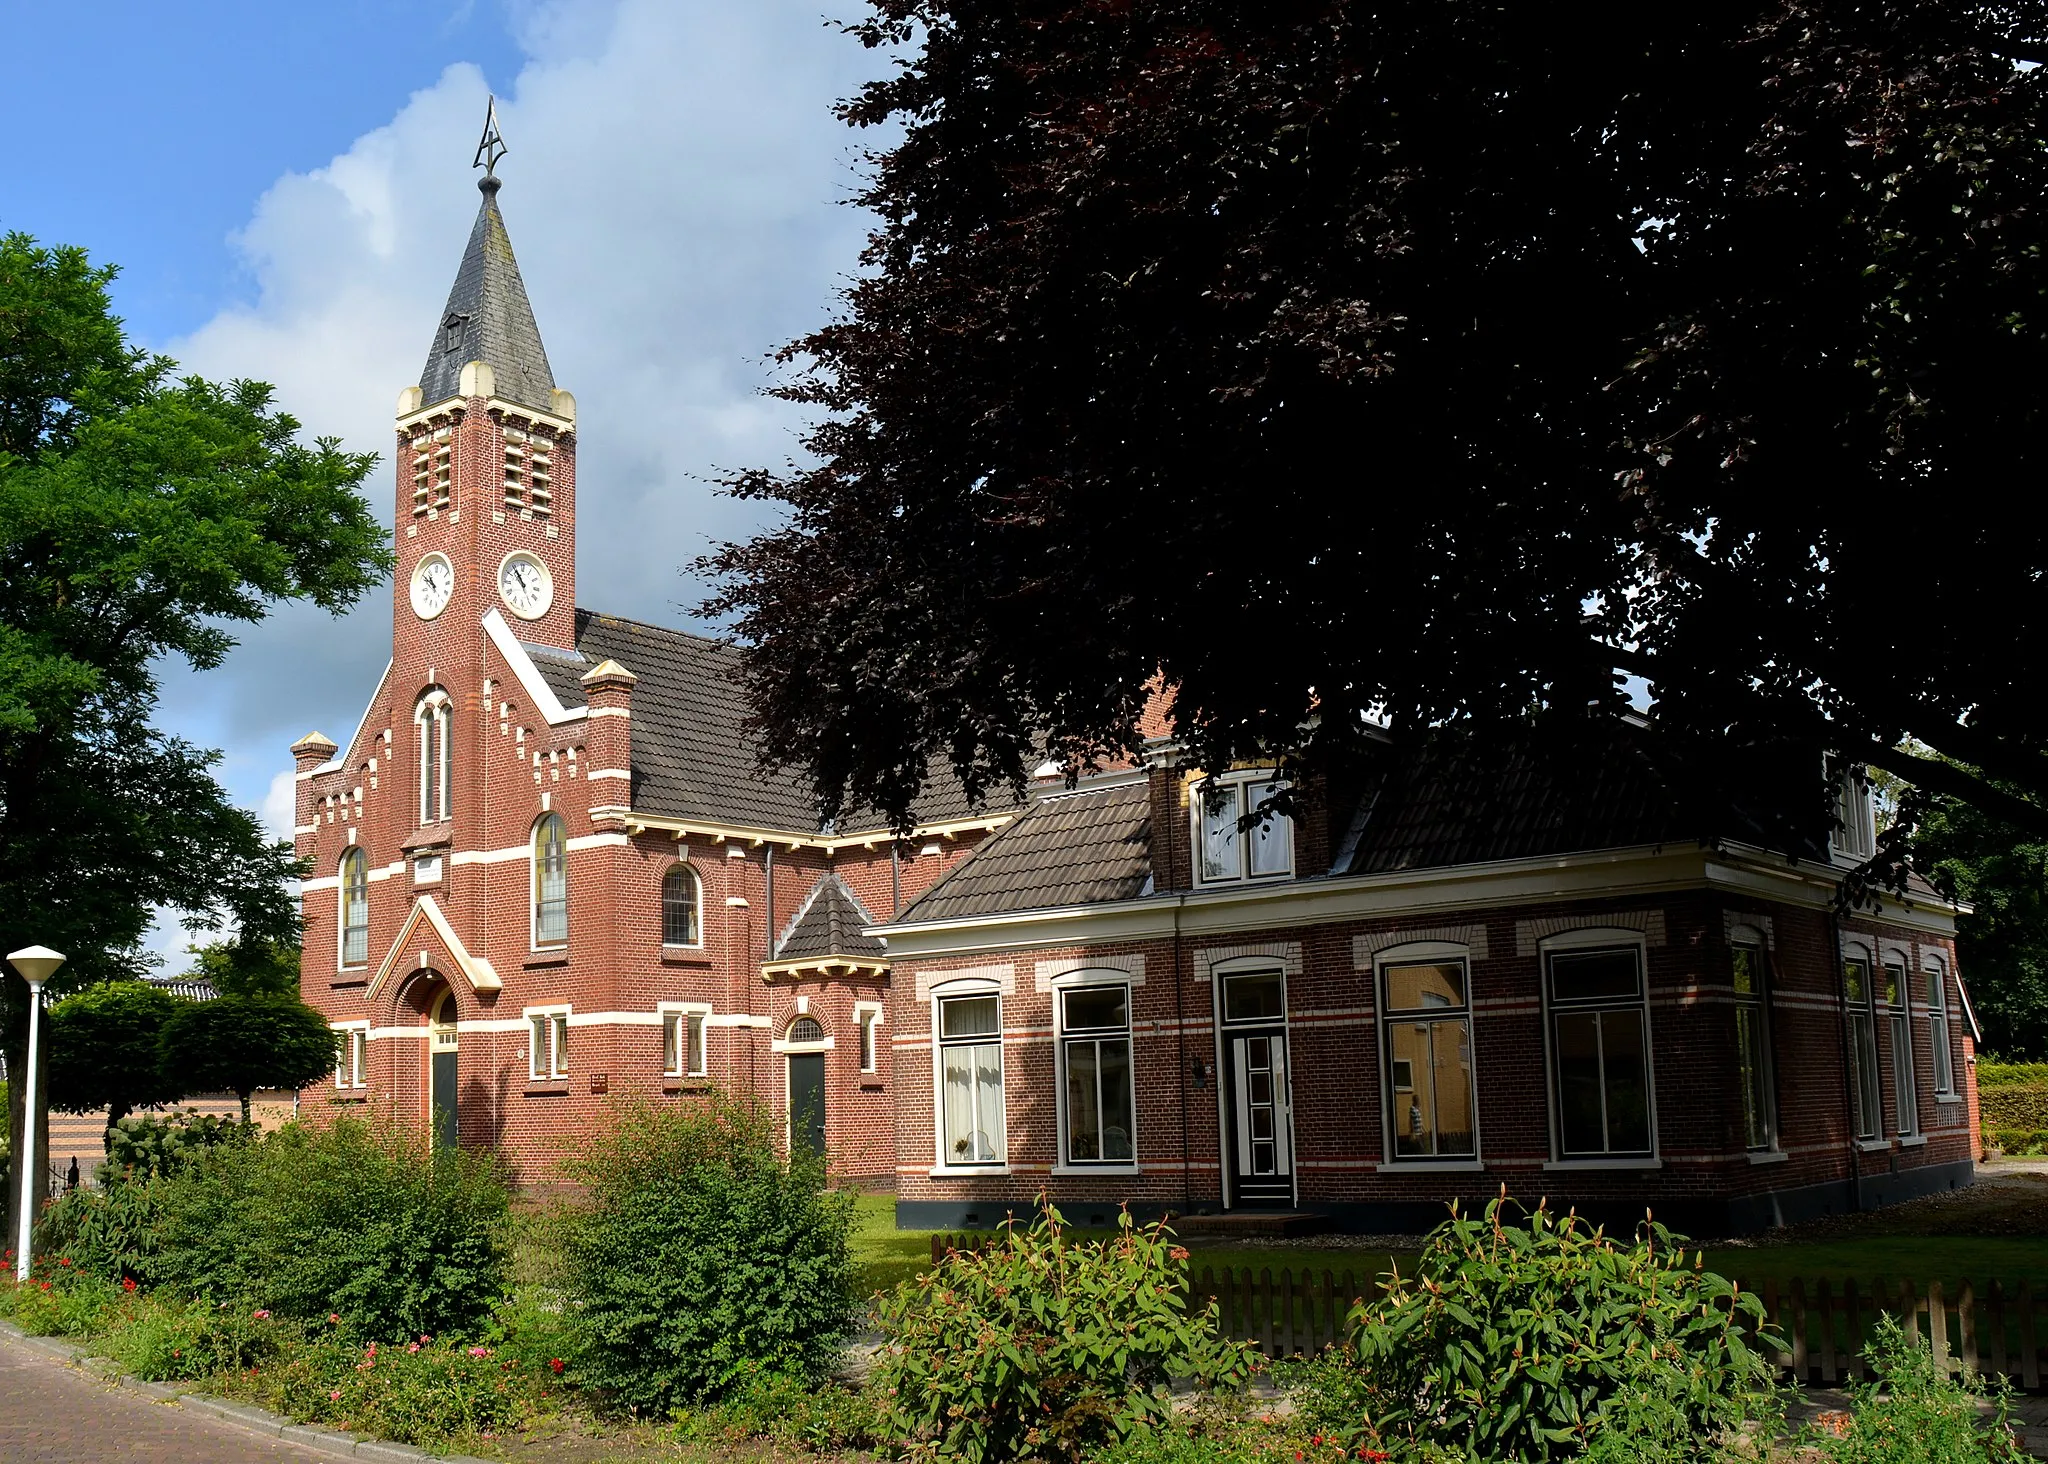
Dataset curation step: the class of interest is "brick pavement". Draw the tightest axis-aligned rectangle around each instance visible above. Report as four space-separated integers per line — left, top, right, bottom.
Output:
0 1336 331 1463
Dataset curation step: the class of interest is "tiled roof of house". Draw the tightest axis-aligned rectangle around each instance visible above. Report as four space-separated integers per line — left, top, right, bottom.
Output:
897 780 1152 923
775 875 885 962
419 181 555 412
534 609 1004 836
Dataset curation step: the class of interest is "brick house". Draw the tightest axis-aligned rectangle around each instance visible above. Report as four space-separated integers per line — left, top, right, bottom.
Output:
295 168 1980 1234
291 172 1008 1187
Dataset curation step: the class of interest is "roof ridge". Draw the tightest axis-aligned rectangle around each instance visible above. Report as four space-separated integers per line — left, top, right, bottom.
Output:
575 606 731 655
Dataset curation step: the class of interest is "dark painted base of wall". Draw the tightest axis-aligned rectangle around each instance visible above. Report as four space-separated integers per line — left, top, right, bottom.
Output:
897 1160 1978 1239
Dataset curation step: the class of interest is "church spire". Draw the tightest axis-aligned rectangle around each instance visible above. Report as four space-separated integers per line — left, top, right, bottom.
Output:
419 97 555 412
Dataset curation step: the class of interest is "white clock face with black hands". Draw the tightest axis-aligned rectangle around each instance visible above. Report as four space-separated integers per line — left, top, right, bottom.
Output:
498 551 553 620
410 553 454 620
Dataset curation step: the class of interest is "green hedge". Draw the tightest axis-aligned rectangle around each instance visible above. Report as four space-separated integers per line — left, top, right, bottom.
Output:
1978 1061 2048 1153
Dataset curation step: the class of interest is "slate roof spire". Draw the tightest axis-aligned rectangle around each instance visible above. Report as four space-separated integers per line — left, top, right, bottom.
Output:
420 99 555 412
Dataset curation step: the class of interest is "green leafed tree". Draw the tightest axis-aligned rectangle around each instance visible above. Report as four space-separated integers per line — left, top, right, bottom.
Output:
1913 797 2048 1060
1 232 391 1247
709 2 2048 852
46 980 190 1143
159 984 340 1126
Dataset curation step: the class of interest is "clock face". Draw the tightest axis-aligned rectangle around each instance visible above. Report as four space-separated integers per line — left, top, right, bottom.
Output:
498 551 554 620
409 553 454 620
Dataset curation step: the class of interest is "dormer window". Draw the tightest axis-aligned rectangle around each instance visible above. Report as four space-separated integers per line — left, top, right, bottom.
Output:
1829 760 1875 862
1194 773 1293 885
442 313 467 355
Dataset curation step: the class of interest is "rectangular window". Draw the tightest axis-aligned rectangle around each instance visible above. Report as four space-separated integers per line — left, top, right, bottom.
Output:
1884 961 1918 1136
858 1009 879 1074
1380 960 1477 1160
662 1011 707 1078
937 993 1005 1166
1732 944 1775 1151
1546 947 1654 1158
1831 761 1875 861
1843 957 1881 1140
529 1011 569 1080
333 1027 367 1090
1927 965 1955 1096
1196 776 1293 884
1060 985 1135 1165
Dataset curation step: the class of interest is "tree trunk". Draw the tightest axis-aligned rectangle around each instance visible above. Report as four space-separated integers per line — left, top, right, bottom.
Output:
102 1101 130 1154
238 1088 252 1126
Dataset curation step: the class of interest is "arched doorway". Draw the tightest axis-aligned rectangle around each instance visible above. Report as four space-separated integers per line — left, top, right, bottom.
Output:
785 1015 828 1158
430 989 458 1148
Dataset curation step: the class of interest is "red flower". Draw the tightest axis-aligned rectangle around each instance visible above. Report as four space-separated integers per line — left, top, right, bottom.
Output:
549 1358 565 1374
121 1278 138 1293
57 1258 71 1268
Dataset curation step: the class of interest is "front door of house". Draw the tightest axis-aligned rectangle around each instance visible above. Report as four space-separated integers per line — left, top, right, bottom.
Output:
1219 969 1293 1207
788 1052 826 1158
430 990 458 1149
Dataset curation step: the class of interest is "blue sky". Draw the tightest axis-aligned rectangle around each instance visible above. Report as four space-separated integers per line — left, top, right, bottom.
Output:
2 1 893 967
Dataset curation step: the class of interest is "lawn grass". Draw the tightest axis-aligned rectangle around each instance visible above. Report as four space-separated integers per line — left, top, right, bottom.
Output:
849 1192 2048 1299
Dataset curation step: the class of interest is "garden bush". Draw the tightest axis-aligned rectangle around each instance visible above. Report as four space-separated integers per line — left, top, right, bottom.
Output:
105 1296 287 1379
674 1365 885 1452
0 1259 136 1337
1330 1190 1779 1463
1809 1316 2025 1463
145 1115 511 1339
556 1091 858 1413
35 1172 167 1283
239 1331 549 1447
872 1201 1256 1464
105 1108 247 1178
1978 1060 2048 1154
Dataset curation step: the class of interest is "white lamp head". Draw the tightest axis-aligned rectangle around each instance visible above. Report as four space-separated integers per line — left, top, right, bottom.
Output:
6 945 66 986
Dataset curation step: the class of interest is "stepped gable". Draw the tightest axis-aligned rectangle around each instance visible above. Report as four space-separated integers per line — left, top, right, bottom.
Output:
898 779 1152 922
775 875 885 963
535 608 1005 835
419 177 555 411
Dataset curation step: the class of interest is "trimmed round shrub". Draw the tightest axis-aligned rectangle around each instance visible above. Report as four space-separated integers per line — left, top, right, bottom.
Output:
557 1091 858 1412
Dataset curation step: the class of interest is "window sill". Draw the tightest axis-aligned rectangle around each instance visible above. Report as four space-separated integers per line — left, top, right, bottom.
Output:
523 1080 571 1096
1543 1157 1663 1172
1746 1149 1790 1166
1856 1139 1891 1153
1376 1159 1484 1174
928 1165 1011 1179
524 954 569 969
858 1079 885 1091
662 1079 713 1093
329 1093 368 1105
660 946 712 965
1897 1134 1929 1148
1051 1165 1143 1177
330 976 368 989
1935 1093 1966 1105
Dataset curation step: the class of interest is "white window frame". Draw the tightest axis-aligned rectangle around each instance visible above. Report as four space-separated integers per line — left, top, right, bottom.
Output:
1372 941 1481 1169
854 1002 884 1075
660 1002 711 1079
1191 771 1294 886
1882 955 1920 1138
661 862 703 948
1052 971 1140 1174
1729 928 1778 1154
1925 956 1958 1099
1539 929 1660 1167
1830 760 1876 862
527 1004 570 1080
337 847 370 970
531 812 568 949
1842 945 1883 1142
415 689 453 826
332 1022 369 1091
930 980 1007 1173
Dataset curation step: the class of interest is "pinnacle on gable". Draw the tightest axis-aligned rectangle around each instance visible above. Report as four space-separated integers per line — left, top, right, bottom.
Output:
580 658 638 685
291 730 339 757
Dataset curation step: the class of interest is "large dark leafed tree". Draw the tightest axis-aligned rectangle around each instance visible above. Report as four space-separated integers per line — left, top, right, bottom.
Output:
712 4 2048 861
0 233 390 1248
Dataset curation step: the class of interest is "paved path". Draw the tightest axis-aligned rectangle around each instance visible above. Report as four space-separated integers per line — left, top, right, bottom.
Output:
0 1335 330 1463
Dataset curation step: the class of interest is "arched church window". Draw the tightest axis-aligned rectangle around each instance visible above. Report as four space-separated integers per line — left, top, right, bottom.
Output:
339 848 369 968
416 690 453 825
662 864 701 946
533 813 568 946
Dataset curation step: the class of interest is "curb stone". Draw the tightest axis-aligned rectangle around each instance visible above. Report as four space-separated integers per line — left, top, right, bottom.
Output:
0 1318 493 1463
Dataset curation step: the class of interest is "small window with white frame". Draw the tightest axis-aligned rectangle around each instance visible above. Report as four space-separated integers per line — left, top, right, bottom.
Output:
1829 759 1875 862
1194 772 1293 885
332 1024 368 1091
1926 957 1956 1097
856 1005 882 1075
661 1005 709 1079
1058 979 1136 1166
935 989 1005 1167
1543 939 1655 1159
528 1007 569 1080
1730 934 1776 1152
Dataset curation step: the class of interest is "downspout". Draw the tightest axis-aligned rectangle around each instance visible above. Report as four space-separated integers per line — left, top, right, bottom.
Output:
1172 893 1190 1217
1828 907 1864 1213
764 845 776 959
891 844 902 917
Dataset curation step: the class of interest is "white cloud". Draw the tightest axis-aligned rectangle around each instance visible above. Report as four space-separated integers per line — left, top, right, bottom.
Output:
260 769 298 842
148 0 893 832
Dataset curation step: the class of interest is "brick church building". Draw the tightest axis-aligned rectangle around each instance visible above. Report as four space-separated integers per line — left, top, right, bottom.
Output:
296 165 1982 1234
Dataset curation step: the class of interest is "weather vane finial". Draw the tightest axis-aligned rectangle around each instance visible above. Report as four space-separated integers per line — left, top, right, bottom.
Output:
473 95 508 182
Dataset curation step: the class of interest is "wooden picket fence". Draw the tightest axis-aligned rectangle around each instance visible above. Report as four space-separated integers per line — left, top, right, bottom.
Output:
923 1235 2047 1392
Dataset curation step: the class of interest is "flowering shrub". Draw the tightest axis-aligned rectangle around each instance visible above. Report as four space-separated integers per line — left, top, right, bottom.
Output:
0 1258 135 1337
1332 1190 1779 1463
106 1298 284 1380
674 1364 885 1451
872 1201 1256 1464
240 1332 549 1447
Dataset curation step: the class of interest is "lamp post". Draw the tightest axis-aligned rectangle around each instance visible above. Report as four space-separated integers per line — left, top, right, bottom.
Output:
7 945 64 1282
